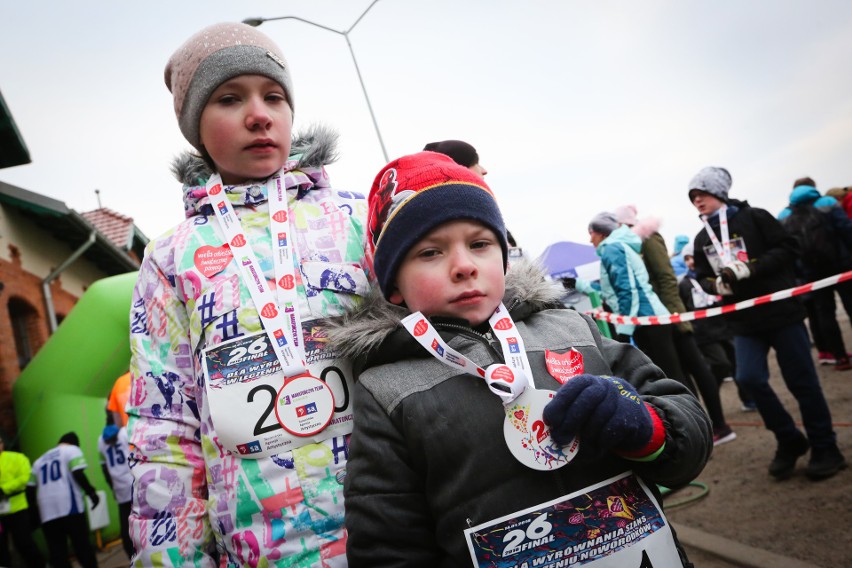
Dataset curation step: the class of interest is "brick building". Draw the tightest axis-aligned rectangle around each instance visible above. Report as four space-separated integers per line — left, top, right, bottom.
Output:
0 93 147 440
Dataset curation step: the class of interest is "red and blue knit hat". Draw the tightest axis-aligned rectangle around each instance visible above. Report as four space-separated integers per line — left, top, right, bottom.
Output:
367 151 508 298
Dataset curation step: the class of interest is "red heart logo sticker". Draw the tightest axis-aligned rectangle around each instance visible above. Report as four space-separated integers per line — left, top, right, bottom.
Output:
493 318 513 331
413 319 428 336
279 274 295 290
260 303 278 318
231 234 247 247
208 184 222 196
273 210 288 223
514 409 525 420
545 348 584 384
193 245 233 278
490 365 514 383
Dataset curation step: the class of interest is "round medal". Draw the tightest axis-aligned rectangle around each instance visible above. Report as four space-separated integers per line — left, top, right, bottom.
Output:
503 389 579 471
275 375 335 437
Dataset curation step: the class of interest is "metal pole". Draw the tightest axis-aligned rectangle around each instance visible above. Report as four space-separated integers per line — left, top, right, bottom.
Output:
244 1 388 162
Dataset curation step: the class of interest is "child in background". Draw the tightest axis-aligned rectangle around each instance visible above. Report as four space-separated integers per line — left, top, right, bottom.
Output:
128 22 371 565
97 425 134 560
327 152 712 567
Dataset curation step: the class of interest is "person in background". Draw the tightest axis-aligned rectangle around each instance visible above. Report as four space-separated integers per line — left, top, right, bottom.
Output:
105 371 131 427
688 166 847 480
615 205 735 446
576 212 685 382
333 152 711 566
670 234 690 278
779 177 852 371
678 243 756 412
826 185 852 219
0 437 45 568
28 432 99 568
422 139 488 178
127 22 372 565
97 425 133 560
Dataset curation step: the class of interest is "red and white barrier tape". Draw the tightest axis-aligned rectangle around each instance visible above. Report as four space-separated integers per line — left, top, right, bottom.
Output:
588 270 852 326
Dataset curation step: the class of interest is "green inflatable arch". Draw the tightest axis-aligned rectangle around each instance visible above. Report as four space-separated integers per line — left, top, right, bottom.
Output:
13 271 138 545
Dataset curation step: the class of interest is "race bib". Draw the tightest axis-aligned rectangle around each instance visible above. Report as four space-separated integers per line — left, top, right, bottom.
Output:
203 327 354 458
464 472 680 567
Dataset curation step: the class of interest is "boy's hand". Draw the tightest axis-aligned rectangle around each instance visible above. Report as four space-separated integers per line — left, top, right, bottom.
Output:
714 276 734 296
543 375 653 452
719 260 752 285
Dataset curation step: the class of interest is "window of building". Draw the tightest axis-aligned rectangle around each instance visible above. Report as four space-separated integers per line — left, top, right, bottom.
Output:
9 298 38 370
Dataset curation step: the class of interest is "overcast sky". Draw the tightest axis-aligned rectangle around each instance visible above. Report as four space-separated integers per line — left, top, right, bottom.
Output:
3 0 852 261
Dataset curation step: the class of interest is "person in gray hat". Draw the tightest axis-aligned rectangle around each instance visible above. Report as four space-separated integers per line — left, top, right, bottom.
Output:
688 166 847 480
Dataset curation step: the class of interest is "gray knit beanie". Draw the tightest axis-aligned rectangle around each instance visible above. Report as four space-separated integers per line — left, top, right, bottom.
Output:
588 211 619 236
165 22 294 151
688 166 732 202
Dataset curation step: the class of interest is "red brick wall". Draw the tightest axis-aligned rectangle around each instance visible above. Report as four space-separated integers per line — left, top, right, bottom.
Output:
0 250 79 438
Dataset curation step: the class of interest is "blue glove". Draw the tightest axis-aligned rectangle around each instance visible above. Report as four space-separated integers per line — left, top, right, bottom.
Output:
543 374 654 453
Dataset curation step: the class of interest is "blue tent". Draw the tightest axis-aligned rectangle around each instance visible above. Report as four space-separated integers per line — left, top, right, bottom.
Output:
537 241 599 279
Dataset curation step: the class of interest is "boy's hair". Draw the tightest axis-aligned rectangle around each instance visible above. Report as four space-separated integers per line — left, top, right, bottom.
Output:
165 22 294 151
59 432 80 446
422 140 480 168
367 152 508 298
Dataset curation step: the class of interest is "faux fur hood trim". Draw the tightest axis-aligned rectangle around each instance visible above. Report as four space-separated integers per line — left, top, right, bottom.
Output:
170 123 340 185
629 216 662 240
323 259 566 360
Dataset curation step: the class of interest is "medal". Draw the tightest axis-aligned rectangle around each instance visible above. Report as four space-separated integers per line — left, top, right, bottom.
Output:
402 307 579 470
275 374 336 437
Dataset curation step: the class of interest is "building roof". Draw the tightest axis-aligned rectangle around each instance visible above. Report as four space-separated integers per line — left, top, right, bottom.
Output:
81 208 135 251
0 90 30 169
0 180 148 274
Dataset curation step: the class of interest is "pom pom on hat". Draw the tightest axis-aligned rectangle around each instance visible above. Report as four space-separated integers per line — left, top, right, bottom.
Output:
165 22 294 151
614 204 639 227
367 152 508 298
422 140 480 168
688 166 732 203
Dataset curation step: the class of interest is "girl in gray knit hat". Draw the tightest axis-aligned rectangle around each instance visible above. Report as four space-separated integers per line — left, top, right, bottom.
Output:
128 22 373 566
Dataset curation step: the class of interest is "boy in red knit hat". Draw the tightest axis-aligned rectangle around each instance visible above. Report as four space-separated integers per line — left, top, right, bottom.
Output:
325 151 712 567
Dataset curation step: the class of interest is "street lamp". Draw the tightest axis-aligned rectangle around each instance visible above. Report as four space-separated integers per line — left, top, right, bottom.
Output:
244 0 389 162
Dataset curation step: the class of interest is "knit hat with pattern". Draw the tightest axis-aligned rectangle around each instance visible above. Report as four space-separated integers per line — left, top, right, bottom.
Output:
165 22 294 150
367 151 507 298
688 166 732 203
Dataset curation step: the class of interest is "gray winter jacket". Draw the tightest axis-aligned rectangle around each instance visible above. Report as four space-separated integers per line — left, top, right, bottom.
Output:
325 262 712 567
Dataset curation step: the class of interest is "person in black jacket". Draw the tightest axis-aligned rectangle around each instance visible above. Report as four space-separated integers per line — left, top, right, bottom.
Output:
688 166 847 481
331 152 712 567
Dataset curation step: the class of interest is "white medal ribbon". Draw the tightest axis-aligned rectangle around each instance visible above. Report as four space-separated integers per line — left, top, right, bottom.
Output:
401 311 527 403
206 172 308 376
701 205 733 267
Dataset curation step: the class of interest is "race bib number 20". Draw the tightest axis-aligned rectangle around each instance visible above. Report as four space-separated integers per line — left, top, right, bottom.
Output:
203 331 354 458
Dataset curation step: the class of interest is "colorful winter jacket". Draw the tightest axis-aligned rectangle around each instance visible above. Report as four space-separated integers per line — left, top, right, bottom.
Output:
578 225 669 336
325 261 712 566
128 127 370 567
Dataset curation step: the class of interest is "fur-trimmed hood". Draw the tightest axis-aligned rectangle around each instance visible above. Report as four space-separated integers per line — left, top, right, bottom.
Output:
322 259 566 361
171 124 340 218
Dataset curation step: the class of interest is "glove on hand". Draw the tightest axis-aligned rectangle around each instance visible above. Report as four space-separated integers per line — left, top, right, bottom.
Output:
542 374 653 452
88 492 100 509
714 276 734 296
719 260 752 285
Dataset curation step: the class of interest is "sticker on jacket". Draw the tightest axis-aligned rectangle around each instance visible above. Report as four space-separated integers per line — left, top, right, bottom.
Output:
463 472 679 567
203 327 354 458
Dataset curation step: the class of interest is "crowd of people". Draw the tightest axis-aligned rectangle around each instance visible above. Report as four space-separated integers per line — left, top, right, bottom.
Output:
569 166 849 485
1 18 849 568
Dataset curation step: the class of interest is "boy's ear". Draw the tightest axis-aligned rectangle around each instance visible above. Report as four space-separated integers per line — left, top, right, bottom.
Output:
388 288 405 306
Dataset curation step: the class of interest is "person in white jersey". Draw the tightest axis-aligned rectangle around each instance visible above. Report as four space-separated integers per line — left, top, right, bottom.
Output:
28 432 99 568
97 425 133 559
